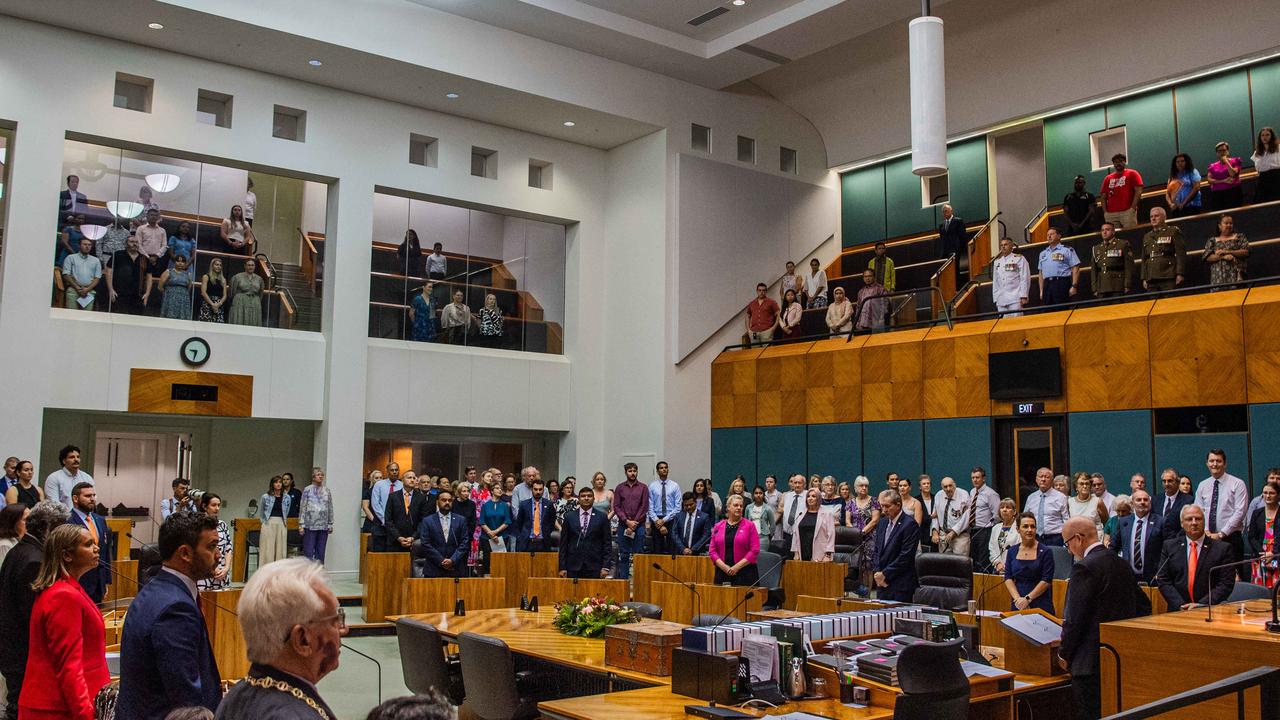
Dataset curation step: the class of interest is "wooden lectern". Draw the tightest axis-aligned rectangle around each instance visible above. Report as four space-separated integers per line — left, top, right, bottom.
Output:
999 608 1066 676
201 588 249 680
364 552 412 622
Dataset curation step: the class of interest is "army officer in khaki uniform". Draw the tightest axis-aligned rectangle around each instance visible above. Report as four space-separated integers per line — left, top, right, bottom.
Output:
1141 206 1186 292
1091 221 1134 298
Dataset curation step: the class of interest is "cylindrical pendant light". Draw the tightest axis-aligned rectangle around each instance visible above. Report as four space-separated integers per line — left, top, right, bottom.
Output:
909 15 946 177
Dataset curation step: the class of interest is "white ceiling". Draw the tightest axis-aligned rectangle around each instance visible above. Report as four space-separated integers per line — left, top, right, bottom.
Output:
550 0 811 40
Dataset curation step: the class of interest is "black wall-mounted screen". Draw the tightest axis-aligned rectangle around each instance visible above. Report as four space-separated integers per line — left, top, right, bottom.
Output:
988 348 1062 400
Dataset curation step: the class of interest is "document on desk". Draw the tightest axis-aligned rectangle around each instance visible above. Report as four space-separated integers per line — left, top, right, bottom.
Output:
1000 613 1062 646
961 660 1011 678
741 634 779 682
774 713 836 720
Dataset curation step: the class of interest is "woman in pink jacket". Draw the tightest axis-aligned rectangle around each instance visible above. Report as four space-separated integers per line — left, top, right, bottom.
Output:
709 495 760 586
790 488 836 562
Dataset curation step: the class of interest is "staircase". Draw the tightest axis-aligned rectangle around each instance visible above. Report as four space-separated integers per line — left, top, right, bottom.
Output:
273 262 322 331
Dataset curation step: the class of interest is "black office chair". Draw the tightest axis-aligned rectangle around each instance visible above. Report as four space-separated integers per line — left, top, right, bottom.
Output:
621 601 663 619
245 530 260 575
457 631 542 720
286 528 303 556
1050 546 1074 580
691 614 741 626
1227 581 1271 602
833 527 864 592
756 550 785 610
911 553 972 611
548 530 561 549
893 638 969 720
395 618 464 704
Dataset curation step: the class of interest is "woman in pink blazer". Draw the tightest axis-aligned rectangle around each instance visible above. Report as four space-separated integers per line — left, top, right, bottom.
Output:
709 495 761 586
790 488 836 562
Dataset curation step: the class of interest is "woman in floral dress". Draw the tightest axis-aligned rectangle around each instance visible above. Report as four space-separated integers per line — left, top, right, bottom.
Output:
846 475 881 596
1203 214 1249 286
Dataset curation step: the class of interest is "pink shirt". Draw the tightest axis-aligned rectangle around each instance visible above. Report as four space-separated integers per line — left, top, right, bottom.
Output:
1207 158 1242 191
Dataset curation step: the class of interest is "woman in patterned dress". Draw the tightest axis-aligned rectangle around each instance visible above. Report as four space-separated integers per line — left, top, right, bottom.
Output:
846 475 881 596
197 493 233 590
1248 481 1279 588
1203 214 1248 286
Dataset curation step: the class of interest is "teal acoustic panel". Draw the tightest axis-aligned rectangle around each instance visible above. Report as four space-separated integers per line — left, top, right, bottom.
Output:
1176 70 1254 169
711 427 756 496
1106 91 1176 192
924 417 992 492
806 422 862 482
1251 61 1280 143
1250 404 1280 493
1154 433 1249 494
884 156 936 239
756 425 807 486
1044 107 1107 204
864 420 924 485
944 138 990 224
1068 410 1153 491
841 166 887 248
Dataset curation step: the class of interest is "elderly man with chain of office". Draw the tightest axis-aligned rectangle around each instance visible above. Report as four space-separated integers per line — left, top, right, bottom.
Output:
1141 206 1186 292
1091 221 1134 298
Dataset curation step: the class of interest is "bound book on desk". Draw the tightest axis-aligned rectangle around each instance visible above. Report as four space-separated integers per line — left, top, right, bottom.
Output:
854 651 900 686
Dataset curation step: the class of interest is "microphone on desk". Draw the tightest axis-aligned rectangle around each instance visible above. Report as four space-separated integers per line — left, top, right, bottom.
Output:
971 571 1010 614
705 555 785 627
1205 552 1276 622
652 561 703 623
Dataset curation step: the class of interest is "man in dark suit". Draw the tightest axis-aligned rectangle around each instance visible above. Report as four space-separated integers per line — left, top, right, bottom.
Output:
872 489 920 602
559 487 613 578
1111 490 1163 583
118 512 222 720
1154 504 1235 610
414 488 470 578
670 492 712 556
937 204 968 266
514 478 556 552
67 482 114 603
59 174 87 217
385 471 428 552
1059 516 1151 720
1153 467 1194 537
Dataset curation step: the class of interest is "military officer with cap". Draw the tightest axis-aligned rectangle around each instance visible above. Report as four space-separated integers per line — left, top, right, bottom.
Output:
1091 221 1134 298
1141 206 1185 292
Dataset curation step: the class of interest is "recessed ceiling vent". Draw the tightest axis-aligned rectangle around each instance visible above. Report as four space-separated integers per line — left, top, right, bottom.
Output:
688 6 730 26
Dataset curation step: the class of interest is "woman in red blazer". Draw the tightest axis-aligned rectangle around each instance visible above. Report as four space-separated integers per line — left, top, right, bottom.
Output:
19 524 109 720
709 495 761 586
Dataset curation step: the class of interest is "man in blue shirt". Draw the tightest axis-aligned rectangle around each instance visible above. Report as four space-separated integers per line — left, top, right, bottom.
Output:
647 461 681 554
369 462 402 551
1037 227 1081 306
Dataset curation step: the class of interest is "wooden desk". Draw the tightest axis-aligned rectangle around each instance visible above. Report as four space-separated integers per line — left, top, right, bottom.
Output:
526 577 630 606
632 554 714 603
650 581 763 624
1100 603 1280 718
359 532 369 583
201 587 248 680
105 517 134 562
364 552 411 622
230 517 299 582
489 552 561 607
539 684 893 720
104 560 139 606
396 608 670 686
781 560 847 609
401 577 506 614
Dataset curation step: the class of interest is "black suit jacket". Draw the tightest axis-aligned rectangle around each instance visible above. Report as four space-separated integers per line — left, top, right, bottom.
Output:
1060 545 1150 676
514 498 556 551
413 512 470 578
384 490 428 545
0 536 42 673
69 511 114 602
1153 534 1235 609
559 507 612 577
1154 491 1194 537
1111 513 1163 583
937 216 967 259
873 514 920 599
670 510 713 555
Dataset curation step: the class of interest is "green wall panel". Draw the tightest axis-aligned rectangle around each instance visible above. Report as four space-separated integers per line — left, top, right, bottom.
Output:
1154 433 1249 495
945 138 990 224
806 422 862 482
1250 404 1280 494
1044 107 1107 204
1176 70 1254 169
841 165 887 248
756 425 807 487
884 156 936 238
711 427 756 496
1250 61 1280 143
1106 91 1176 190
1068 410 1153 490
923 417 992 492
864 420 924 486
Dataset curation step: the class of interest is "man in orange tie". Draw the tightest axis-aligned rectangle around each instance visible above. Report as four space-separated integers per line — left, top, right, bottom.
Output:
1153 504 1235 610
68 482 113 603
515 476 554 552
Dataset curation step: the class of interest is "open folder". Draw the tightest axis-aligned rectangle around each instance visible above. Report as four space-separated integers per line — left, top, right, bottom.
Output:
999 612 1062 646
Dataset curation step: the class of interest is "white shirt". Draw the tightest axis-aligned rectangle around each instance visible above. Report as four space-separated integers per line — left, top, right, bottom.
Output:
991 253 1030 306
426 252 448 276
1251 150 1280 174
1194 473 1249 536
970 483 1001 528
243 190 257 219
933 488 972 534
806 269 828 299
780 490 806 535
162 566 200 602
44 467 94 507
1024 488 1071 535
989 523 1018 565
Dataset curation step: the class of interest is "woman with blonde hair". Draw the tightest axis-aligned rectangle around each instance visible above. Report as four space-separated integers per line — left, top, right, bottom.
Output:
198 256 227 323
19 524 109 720
478 292 504 348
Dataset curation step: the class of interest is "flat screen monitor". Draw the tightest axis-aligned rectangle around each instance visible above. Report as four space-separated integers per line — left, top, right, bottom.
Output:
988 348 1061 400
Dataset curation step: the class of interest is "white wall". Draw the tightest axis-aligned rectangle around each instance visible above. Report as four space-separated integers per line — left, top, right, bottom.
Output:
991 125 1047 239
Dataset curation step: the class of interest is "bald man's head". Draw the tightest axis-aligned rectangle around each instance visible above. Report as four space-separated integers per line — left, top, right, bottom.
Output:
1062 516 1098 558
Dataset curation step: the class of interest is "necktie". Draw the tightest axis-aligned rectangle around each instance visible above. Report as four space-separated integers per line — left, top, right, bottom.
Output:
441 513 450 538
787 492 801 528
942 496 952 532
580 511 590 545
403 491 411 513
661 481 668 516
84 514 99 545
1165 496 1173 516
532 501 542 537
1038 493 1046 531
1208 481 1220 533
1187 541 1199 600
686 514 694 547
969 489 979 528
1133 518 1144 573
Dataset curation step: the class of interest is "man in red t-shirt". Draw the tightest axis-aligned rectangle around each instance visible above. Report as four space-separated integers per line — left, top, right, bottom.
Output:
744 282 780 347
1099 153 1143 230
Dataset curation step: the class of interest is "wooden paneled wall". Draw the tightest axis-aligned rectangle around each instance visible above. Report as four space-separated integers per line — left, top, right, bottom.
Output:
712 288 1280 427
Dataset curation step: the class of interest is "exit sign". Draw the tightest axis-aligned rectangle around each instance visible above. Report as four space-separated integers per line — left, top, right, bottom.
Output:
1014 402 1045 415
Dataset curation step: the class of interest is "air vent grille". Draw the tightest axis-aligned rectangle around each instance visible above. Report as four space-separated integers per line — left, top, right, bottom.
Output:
688 6 730 26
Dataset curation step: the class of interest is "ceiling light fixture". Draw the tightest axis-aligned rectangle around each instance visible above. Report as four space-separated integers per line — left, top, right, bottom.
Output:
563 121 576 127
732 0 746 6
145 173 181 193
445 92 460 99
147 22 164 30
106 201 144 219
308 59 323 67
80 225 108 241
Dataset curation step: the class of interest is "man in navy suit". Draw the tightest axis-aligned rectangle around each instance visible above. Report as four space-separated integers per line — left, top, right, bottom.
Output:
559 487 613 578
68 482 113 603
1111 490 1164 583
385 471 428 552
670 492 712 556
414 489 470 578
872 489 920 602
514 478 556 552
118 512 222 720
1152 468 1194 537
1154 504 1235 610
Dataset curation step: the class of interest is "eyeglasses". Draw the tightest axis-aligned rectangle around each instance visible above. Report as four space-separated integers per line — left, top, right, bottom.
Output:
284 608 347 643
1064 533 1084 546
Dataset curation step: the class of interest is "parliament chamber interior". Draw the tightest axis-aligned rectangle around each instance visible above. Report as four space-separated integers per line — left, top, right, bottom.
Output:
0 1 1279 719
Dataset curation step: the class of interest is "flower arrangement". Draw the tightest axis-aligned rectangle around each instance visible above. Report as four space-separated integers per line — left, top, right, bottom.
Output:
552 595 639 638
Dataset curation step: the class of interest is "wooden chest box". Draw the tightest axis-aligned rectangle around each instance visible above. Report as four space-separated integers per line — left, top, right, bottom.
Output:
604 620 687 676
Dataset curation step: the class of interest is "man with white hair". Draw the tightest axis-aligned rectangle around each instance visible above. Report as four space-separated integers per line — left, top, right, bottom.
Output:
509 465 539 521
216 558 346 719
